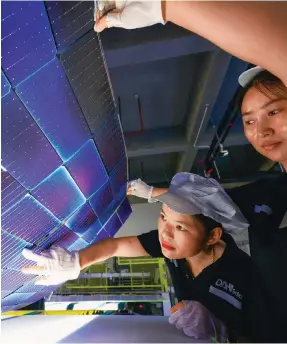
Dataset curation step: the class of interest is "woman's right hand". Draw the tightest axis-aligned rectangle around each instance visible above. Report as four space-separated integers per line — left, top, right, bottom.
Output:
127 179 153 200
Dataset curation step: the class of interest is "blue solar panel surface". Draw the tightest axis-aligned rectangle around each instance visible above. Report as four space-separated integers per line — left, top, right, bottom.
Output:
1 1 132 312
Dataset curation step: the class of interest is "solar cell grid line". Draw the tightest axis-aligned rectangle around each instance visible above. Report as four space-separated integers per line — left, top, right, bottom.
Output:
66 202 99 236
68 238 89 252
1 194 61 244
46 1 94 52
88 180 114 217
1 231 34 270
16 58 91 162
60 30 115 132
1 1 56 87
15 280 45 294
93 113 126 174
1 269 35 291
2 90 63 189
1 170 27 215
36 224 74 249
31 166 86 221
103 213 122 238
1 71 11 98
116 197 132 225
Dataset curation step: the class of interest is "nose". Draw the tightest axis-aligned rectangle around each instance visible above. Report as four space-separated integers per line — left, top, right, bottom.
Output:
162 222 174 240
257 118 275 138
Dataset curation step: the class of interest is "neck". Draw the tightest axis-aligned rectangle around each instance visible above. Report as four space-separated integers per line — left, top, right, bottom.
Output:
186 241 226 278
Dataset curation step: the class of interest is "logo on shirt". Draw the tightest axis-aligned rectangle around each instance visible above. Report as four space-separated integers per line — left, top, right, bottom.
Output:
209 279 243 309
215 279 243 300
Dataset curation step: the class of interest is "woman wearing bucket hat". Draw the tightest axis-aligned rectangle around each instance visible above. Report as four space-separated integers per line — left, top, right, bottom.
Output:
94 1 287 86
22 172 272 341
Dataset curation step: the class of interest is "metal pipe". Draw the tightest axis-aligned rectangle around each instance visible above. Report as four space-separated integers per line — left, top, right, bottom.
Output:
193 104 209 148
79 272 150 278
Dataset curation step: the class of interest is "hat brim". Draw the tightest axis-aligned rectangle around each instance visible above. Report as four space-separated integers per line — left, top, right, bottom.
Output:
238 66 264 87
156 192 202 215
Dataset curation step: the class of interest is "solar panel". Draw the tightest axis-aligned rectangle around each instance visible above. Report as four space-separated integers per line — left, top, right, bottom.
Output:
1 170 27 215
103 213 122 238
66 202 101 239
93 112 126 174
46 1 94 52
60 30 114 131
16 58 91 162
31 166 86 221
117 198 133 224
65 140 108 198
2 195 60 244
1 1 56 86
1 1 132 312
1 72 11 98
1 90 63 189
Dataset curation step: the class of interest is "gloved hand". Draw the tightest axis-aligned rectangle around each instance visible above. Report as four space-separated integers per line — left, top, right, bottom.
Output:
127 178 157 202
21 246 81 286
94 0 165 33
169 300 229 342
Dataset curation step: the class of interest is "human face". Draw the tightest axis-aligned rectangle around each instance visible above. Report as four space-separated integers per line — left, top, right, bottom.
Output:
157 204 207 259
241 87 287 167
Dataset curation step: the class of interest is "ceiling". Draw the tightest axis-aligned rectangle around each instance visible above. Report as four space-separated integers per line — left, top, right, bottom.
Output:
101 23 281 192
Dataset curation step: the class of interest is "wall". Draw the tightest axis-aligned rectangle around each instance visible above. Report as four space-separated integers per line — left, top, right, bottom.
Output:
115 202 162 238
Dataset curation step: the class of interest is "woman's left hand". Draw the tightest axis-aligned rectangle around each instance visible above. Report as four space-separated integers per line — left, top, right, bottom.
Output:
94 0 165 33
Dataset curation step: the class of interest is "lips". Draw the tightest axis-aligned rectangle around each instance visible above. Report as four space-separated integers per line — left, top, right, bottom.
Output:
161 240 175 251
261 141 282 151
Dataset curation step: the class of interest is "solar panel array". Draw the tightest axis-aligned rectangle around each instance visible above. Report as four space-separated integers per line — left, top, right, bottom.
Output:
1 1 132 312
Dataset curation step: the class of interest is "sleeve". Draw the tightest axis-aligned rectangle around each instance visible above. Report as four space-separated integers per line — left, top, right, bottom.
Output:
225 175 287 224
137 230 164 258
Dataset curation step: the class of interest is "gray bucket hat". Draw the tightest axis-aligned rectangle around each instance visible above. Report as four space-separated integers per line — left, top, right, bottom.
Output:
154 173 249 233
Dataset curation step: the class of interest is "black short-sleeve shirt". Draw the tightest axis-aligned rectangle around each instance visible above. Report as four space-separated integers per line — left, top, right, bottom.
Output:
138 230 272 341
226 174 287 341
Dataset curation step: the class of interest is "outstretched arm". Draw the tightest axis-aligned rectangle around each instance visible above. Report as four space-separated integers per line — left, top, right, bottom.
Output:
95 1 287 86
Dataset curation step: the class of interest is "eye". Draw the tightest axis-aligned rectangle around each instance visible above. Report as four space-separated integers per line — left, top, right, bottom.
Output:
160 213 166 221
176 225 186 231
268 109 279 116
245 120 255 125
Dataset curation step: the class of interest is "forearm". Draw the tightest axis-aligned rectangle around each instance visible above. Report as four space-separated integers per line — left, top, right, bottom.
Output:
79 236 148 269
164 1 287 86
79 238 117 269
151 187 168 198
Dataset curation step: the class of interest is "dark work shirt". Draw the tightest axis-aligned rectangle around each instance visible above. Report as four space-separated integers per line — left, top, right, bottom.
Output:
226 174 287 341
138 230 271 341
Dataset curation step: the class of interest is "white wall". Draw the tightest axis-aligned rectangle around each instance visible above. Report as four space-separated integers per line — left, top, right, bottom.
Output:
115 202 162 238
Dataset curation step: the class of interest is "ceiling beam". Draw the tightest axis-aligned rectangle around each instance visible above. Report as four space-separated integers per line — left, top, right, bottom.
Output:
104 35 217 68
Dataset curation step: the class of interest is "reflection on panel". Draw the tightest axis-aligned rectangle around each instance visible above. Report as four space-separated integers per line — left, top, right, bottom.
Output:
31 167 86 221
66 140 108 198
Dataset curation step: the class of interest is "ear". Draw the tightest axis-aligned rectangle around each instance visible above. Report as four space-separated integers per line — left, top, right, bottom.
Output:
207 227 222 246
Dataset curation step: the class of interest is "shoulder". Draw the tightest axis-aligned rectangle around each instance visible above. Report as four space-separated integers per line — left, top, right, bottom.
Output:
137 230 164 258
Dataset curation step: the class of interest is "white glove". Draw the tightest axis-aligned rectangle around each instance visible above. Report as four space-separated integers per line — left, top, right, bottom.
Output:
127 178 156 202
94 0 165 32
22 246 81 286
